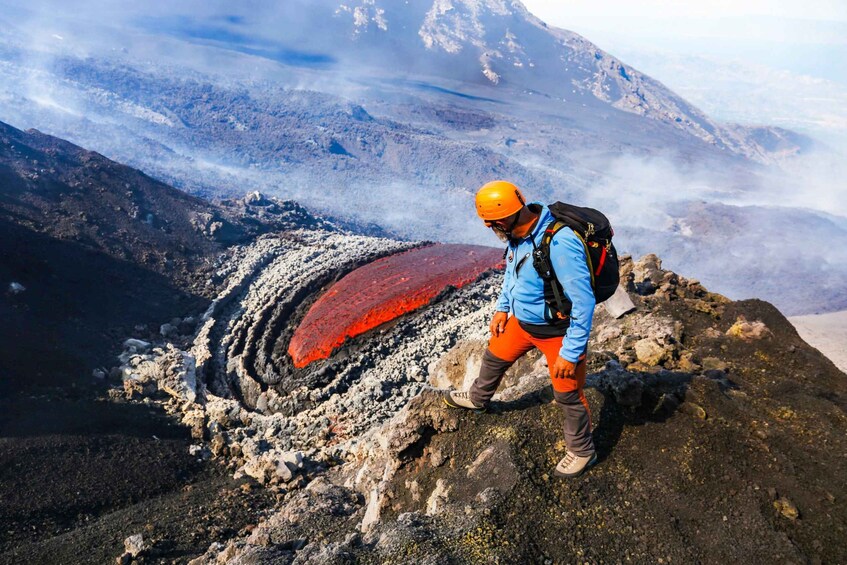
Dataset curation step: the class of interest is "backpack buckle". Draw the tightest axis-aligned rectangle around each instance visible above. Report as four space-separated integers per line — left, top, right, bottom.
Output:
586 223 595 238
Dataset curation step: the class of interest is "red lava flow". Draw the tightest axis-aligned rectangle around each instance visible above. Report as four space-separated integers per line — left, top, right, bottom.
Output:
288 244 504 368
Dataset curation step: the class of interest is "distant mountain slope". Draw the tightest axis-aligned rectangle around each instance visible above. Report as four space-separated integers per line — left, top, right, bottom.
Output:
0 3 840 316
0 120 338 290
151 0 801 162
789 310 847 373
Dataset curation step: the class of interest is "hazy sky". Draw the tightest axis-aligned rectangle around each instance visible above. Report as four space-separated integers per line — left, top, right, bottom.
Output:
521 0 847 22
520 0 847 147
520 0 847 69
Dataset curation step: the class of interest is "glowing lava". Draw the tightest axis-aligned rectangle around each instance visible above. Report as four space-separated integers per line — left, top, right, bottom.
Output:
288 244 504 368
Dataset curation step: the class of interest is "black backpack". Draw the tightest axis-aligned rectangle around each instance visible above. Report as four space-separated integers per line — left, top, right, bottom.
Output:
531 202 620 321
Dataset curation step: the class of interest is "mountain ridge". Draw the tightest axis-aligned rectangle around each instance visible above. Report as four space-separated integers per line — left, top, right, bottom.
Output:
145 0 802 162
1 3 844 314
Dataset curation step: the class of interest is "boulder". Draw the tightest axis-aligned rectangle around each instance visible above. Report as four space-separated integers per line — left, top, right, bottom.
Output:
245 191 271 206
726 317 771 341
595 324 623 344
210 433 228 457
603 285 637 318
280 450 304 470
594 361 644 407
632 254 664 295
634 338 667 366
157 345 198 404
123 338 151 351
680 402 707 420
7 282 26 294
361 486 383 532
275 458 295 482
189 444 211 459
123 533 149 557
425 479 450 516
774 497 800 520
182 408 206 440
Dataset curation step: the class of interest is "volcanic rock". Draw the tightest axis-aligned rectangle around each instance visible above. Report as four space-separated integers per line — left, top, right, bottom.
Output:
7 281 25 294
425 479 451 516
726 316 772 341
634 338 668 366
123 533 149 557
593 361 644 407
123 338 151 352
632 253 664 295
160 323 179 338
774 497 800 520
679 402 708 420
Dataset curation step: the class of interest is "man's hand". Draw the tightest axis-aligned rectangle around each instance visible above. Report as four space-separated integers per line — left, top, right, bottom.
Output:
489 311 508 337
551 356 577 380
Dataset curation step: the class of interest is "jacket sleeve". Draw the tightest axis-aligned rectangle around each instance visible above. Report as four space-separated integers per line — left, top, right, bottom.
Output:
549 230 596 362
495 246 513 313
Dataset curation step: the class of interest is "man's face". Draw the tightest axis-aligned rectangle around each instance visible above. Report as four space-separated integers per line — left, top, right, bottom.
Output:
485 211 519 243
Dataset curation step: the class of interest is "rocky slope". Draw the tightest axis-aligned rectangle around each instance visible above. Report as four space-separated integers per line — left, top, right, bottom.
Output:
101 227 847 563
0 119 361 389
0 122 347 564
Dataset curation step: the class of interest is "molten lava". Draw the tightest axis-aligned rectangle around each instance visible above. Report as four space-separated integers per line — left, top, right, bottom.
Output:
288 244 504 368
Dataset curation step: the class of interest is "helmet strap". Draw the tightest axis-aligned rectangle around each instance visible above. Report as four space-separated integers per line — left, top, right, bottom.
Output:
505 208 522 237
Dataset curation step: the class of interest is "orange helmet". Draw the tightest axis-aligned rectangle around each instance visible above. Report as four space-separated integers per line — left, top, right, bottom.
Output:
475 180 526 221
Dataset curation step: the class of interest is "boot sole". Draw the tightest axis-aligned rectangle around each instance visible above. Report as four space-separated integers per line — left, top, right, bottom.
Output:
442 395 486 413
553 452 598 479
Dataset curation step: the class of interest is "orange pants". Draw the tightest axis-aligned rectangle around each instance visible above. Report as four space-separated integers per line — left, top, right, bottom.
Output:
469 315 594 455
490 315 586 390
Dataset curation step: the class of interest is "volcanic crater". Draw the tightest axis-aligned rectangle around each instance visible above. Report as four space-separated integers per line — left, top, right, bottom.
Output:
114 239 847 565
125 230 511 466
5 122 846 564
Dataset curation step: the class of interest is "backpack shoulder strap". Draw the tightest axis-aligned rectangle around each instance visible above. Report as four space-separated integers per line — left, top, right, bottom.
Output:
541 220 566 247
536 220 570 319
542 220 597 288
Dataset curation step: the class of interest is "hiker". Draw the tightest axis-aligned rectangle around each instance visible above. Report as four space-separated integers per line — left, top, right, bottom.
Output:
444 180 605 478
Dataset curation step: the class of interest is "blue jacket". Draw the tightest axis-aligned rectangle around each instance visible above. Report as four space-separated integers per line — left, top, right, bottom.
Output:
496 203 595 362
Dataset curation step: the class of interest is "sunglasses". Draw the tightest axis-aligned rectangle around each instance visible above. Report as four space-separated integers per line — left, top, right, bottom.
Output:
484 212 519 230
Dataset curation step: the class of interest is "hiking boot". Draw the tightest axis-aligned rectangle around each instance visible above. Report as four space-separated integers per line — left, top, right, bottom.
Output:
553 450 598 479
443 390 485 413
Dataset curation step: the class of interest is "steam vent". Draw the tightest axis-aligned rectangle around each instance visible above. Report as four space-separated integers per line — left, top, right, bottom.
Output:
288 244 504 367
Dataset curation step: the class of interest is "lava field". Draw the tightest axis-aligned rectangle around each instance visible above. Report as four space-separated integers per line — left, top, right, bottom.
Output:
288 244 504 368
116 229 505 476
